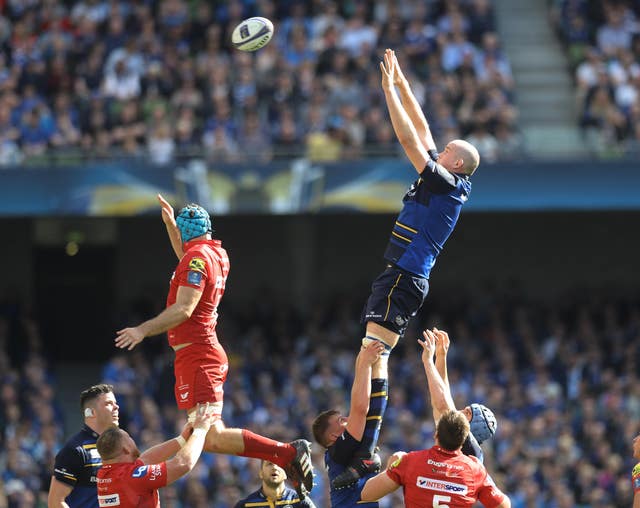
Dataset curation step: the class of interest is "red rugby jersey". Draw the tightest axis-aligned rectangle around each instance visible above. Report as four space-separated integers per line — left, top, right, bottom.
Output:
167 239 230 347
386 446 506 508
97 459 167 508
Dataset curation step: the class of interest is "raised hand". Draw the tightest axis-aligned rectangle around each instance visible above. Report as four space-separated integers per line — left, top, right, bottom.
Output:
192 402 215 431
157 194 176 228
418 329 436 365
389 49 406 86
359 340 386 366
380 48 396 90
433 327 450 357
115 326 145 351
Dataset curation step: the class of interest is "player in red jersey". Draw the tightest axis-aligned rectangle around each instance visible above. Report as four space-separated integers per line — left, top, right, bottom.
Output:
425 328 497 461
114 195 314 497
632 433 640 507
96 403 213 508
360 330 510 507
360 411 510 508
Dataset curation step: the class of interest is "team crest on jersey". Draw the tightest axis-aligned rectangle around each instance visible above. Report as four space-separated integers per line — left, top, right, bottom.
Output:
187 271 202 285
389 456 403 469
131 465 148 478
189 258 206 273
633 463 640 477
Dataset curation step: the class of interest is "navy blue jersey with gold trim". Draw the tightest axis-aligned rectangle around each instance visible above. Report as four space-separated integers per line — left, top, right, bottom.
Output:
325 431 379 508
234 485 316 507
52 424 102 508
384 152 472 279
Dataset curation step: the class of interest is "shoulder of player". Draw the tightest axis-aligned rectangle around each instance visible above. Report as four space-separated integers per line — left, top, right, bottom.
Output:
632 462 640 477
235 488 265 505
59 431 96 456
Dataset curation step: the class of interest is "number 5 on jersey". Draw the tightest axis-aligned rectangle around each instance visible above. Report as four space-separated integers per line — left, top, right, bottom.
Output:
433 495 450 508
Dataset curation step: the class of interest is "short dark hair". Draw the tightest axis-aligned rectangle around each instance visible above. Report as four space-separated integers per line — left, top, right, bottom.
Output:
96 426 124 461
436 410 469 451
312 409 339 448
80 384 114 410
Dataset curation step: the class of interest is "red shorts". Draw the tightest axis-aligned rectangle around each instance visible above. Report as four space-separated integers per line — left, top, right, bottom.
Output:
173 342 229 410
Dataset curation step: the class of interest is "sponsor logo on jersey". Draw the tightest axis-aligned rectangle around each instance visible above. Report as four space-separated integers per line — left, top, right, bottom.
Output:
180 392 189 400
149 464 163 481
189 258 206 273
416 476 468 495
131 465 148 478
98 494 121 506
427 459 464 470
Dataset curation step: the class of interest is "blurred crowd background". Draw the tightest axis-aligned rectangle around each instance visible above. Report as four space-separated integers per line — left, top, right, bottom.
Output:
0 0 519 166
1 285 639 507
1 0 639 507
551 0 640 157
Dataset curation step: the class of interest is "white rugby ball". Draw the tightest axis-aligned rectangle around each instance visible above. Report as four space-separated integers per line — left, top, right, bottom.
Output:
231 17 274 52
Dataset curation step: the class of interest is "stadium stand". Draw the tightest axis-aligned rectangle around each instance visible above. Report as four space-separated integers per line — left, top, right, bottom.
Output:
0 0 519 165
552 0 640 156
2 1 639 507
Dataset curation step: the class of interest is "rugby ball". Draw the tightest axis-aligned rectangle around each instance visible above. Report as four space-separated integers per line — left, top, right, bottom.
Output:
231 17 274 52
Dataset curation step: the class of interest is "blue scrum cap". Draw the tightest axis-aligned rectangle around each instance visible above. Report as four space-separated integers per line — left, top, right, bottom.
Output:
469 403 497 444
176 204 212 243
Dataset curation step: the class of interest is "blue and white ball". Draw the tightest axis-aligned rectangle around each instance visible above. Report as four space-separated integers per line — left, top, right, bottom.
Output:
231 17 274 52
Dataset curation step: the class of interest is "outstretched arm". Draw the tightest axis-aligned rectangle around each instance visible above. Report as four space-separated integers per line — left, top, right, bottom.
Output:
345 342 385 441
380 50 429 174
391 50 436 153
433 327 451 393
115 285 202 350
139 423 192 464
419 330 456 423
158 194 184 260
164 404 214 485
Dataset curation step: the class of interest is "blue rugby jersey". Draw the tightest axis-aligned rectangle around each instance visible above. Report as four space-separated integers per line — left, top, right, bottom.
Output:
325 432 379 508
384 155 472 279
52 424 102 508
234 486 316 507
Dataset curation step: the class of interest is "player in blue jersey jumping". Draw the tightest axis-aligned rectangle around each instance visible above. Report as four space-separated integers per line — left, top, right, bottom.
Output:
334 48 482 487
364 48 480 351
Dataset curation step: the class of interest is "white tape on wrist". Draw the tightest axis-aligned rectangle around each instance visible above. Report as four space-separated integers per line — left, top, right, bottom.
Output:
192 427 207 439
175 435 187 447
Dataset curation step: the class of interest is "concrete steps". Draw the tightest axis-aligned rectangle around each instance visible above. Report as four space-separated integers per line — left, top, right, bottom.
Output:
494 0 587 156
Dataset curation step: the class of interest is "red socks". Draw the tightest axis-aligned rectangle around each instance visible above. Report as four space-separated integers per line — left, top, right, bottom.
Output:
240 429 295 469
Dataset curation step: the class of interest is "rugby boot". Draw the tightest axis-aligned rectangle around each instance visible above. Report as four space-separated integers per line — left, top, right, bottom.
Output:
285 439 314 498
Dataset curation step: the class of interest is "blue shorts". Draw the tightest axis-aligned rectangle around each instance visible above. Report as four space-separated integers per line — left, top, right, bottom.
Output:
361 265 429 335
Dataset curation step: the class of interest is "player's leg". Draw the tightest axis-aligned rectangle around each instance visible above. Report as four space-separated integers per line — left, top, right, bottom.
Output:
332 355 389 489
196 416 313 497
179 344 313 496
361 266 428 349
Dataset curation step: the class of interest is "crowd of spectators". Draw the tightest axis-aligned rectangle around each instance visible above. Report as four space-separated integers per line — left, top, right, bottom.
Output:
1 285 640 507
0 0 520 167
551 0 640 157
